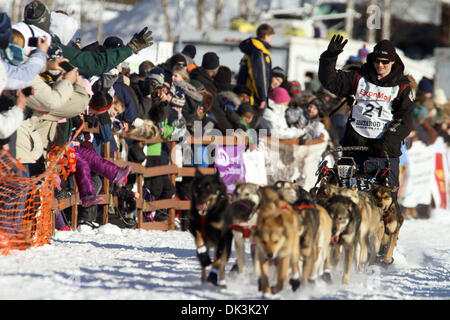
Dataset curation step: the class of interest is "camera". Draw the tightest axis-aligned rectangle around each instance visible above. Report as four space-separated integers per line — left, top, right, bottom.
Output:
22 87 34 97
28 37 39 47
59 61 75 72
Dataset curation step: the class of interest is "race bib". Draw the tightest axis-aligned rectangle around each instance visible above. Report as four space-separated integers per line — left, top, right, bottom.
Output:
351 78 399 139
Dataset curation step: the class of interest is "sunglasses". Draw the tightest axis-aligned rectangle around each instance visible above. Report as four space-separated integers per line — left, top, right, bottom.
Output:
374 58 391 65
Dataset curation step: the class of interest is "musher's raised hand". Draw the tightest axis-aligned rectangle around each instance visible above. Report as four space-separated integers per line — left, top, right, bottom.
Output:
327 34 348 56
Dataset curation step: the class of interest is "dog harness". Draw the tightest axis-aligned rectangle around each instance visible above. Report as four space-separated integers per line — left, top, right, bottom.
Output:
382 202 395 225
229 200 259 238
295 204 314 210
228 223 256 238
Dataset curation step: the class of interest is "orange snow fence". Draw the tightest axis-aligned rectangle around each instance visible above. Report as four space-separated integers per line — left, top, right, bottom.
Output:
0 125 84 255
0 151 58 255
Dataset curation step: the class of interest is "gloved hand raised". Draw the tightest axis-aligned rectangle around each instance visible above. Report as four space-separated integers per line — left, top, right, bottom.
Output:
127 27 154 54
327 34 348 56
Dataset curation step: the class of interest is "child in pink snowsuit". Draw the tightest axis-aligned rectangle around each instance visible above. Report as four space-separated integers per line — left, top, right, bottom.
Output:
75 146 131 207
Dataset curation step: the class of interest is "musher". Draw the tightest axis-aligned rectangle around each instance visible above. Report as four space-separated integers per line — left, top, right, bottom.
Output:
318 35 414 189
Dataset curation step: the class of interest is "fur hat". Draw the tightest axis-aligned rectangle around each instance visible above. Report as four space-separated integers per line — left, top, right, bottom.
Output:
89 91 114 113
24 0 51 33
201 52 220 71
269 87 291 104
182 44 196 59
0 13 12 50
128 120 160 139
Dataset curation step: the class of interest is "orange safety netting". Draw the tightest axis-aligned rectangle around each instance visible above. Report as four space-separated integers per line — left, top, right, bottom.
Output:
0 152 56 255
0 125 83 255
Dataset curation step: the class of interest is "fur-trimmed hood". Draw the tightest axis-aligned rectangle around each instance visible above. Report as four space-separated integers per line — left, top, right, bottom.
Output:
218 90 241 108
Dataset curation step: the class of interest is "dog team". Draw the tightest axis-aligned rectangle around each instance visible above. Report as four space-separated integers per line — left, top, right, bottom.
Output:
188 169 403 297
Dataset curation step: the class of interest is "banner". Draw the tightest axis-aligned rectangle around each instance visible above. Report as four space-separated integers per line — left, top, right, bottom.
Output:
263 139 327 190
399 140 434 208
242 149 268 185
430 137 449 210
214 145 246 194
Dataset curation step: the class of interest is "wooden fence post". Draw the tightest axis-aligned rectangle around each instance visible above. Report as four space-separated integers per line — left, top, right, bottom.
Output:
102 141 110 225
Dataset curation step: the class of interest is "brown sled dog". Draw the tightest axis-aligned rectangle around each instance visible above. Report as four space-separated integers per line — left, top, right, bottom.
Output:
325 195 362 284
252 198 300 297
317 183 385 274
371 184 404 265
229 182 262 274
273 181 332 285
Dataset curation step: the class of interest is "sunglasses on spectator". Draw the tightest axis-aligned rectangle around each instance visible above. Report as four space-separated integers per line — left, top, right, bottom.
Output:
177 62 186 67
374 58 391 65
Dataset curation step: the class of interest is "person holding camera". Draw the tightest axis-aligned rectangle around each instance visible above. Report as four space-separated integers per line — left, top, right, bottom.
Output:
0 14 48 91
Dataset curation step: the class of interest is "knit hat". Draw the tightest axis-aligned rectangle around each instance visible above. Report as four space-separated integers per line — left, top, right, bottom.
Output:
270 87 291 104
24 0 51 33
201 52 220 71
237 102 255 116
103 36 124 49
288 80 302 97
373 39 396 61
145 67 165 88
182 44 196 59
418 77 433 94
89 91 114 113
214 66 232 85
233 85 251 96
271 66 286 80
0 13 12 50
170 85 186 108
169 53 187 67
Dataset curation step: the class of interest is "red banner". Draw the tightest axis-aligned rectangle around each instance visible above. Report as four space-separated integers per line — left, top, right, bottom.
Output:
434 153 448 209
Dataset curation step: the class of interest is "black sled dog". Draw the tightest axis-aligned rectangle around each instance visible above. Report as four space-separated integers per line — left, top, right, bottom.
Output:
189 169 233 288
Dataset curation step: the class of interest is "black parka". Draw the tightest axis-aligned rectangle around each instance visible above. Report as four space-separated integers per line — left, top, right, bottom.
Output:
318 48 414 158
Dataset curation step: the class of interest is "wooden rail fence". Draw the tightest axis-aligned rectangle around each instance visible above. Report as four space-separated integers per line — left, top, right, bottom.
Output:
51 124 324 232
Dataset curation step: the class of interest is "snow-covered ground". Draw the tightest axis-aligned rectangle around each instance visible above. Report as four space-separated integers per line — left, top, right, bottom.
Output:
0 209 448 300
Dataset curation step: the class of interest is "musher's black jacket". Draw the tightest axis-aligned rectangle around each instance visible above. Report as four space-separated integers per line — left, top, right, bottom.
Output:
318 48 414 158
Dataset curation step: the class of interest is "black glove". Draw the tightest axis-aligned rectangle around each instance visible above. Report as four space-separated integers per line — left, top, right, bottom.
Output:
127 27 154 54
327 34 348 56
196 246 212 267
